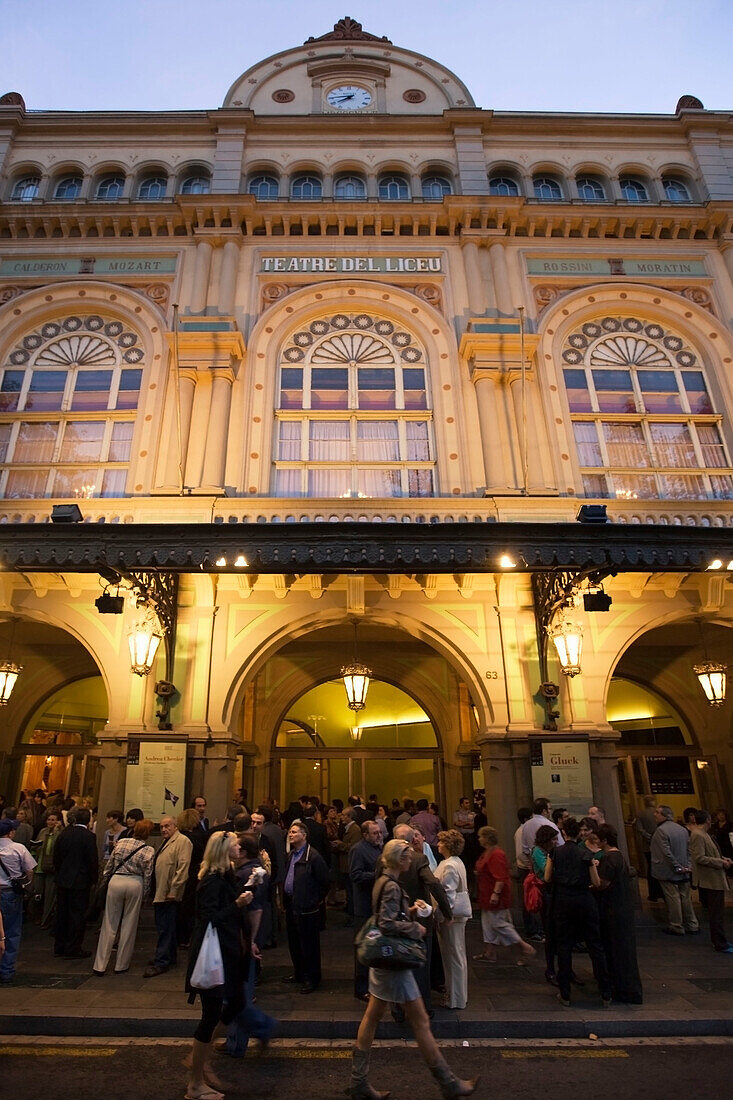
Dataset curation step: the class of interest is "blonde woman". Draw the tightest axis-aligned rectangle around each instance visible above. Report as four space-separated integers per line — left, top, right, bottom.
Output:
434 829 470 1009
350 838 477 1099
184 830 253 1100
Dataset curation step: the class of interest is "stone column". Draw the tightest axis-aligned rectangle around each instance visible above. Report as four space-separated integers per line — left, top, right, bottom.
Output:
478 736 519 853
462 240 486 316
489 242 514 316
474 375 511 493
509 376 546 492
218 240 241 315
155 368 197 491
720 242 733 287
190 239 213 314
589 735 628 859
200 368 235 491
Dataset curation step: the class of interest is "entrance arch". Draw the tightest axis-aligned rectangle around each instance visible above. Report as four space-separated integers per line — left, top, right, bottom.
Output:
233 617 486 813
274 677 441 808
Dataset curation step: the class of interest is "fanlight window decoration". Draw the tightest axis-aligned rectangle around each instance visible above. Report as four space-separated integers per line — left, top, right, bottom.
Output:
275 312 435 500
562 316 733 502
0 313 144 501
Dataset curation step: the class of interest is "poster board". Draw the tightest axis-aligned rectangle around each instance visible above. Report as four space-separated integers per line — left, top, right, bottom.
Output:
530 740 593 816
125 739 187 821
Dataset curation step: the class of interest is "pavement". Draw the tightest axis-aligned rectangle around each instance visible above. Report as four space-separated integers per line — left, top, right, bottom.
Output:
1 900 732 1040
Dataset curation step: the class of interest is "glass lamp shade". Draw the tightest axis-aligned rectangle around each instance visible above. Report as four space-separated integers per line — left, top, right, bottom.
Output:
128 618 163 676
341 661 372 712
693 661 727 707
350 725 363 742
0 660 22 705
549 619 583 677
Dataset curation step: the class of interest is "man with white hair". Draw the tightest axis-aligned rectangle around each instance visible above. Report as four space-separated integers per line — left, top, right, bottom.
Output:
650 804 699 936
144 815 192 977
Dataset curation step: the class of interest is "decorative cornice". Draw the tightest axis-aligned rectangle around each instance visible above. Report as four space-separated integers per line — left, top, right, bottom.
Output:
2 194 731 244
0 519 728 575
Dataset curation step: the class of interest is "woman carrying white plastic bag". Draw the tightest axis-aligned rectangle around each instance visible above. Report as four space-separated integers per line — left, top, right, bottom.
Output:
190 921 225 990
184 832 253 1100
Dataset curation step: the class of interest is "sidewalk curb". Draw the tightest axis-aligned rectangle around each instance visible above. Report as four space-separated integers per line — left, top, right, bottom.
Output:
2 1015 732 1040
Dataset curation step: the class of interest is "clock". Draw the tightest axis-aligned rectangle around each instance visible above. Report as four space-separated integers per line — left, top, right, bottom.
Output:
326 84 373 111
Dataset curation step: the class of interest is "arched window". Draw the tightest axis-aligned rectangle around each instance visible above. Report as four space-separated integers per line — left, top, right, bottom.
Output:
577 176 606 201
274 313 434 499
248 175 279 200
138 176 167 200
533 176 563 201
53 175 82 200
180 175 211 195
489 176 519 197
663 177 691 203
0 313 144 500
291 175 322 200
95 176 125 201
619 177 649 203
11 176 40 202
561 315 732 501
421 175 452 200
334 175 367 200
378 175 409 200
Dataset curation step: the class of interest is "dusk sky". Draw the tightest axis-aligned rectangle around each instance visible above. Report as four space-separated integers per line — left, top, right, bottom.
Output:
2 0 732 115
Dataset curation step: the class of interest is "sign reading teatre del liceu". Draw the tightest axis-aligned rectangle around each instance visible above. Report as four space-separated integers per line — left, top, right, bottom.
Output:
260 255 443 273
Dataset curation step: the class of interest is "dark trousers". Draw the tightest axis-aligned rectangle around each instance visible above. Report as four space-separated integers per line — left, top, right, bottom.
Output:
284 899 321 988
540 886 557 976
555 890 610 1002
153 900 179 968
644 852 663 901
54 886 90 956
699 887 728 950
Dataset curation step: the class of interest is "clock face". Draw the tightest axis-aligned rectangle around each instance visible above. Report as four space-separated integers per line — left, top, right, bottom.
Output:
326 85 373 111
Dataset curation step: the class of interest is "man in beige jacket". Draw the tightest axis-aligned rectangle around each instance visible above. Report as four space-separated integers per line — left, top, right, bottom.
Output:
144 816 192 977
689 809 732 954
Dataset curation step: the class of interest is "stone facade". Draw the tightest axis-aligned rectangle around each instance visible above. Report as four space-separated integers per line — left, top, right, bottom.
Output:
0 19 731 853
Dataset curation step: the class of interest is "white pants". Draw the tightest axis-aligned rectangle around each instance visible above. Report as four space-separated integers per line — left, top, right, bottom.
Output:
94 875 144 973
437 917 468 1009
481 907 522 946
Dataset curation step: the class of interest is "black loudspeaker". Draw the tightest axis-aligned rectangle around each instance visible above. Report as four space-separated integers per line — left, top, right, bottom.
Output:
583 591 612 612
95 593 124 614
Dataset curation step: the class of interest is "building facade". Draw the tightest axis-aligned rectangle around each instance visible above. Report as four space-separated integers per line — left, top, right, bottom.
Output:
0 17 731 858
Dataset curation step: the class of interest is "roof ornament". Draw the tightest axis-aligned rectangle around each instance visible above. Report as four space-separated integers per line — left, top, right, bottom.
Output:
0 91 26 110
305 16 392 44
676 94 704 112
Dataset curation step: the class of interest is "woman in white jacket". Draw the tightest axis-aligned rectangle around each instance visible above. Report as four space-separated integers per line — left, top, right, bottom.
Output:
434 829 471 1009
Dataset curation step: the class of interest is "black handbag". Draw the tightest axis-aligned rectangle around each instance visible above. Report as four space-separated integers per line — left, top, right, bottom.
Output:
354 878 427 971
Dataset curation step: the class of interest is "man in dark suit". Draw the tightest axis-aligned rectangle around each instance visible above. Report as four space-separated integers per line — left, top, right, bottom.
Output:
302 804 331 867
282 822 329 994
349 819 382 1000
192 795 209 833
53 807 99 959
375 822 452 1018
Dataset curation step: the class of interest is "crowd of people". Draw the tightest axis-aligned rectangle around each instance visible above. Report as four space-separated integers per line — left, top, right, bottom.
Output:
1 786 732 1097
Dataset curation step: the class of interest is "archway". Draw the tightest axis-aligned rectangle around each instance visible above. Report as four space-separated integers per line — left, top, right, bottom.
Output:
274 677 440 808
607 616 733 866
0 617 108 805
237 619 479 814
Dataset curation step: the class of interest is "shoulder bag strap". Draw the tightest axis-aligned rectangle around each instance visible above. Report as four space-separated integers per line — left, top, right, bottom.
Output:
107 842 145 879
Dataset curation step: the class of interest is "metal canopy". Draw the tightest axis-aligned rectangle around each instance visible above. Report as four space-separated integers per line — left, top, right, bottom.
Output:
0 519 729 575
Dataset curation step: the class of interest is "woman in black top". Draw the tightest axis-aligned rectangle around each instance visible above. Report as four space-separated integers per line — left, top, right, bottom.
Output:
589 823 643 1004
184 830 253 1100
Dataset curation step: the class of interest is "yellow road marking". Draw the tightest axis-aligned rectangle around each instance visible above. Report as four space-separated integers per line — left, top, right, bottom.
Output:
0 1045 117 1057
502 1050 629 1059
